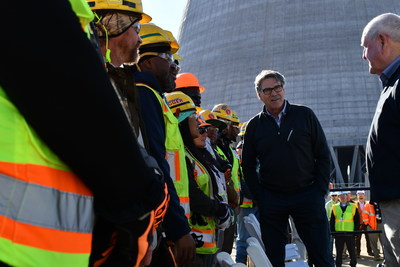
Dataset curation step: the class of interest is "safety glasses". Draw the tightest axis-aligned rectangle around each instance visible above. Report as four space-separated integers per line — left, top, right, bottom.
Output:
198 127 208 135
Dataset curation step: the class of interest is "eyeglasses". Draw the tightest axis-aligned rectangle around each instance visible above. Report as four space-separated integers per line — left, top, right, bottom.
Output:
260 84 283 95
198 127 208 134
189 113 198 119
140 52 175 65
156 52 174 64
131 20 141 34
230 124 240 130
207 126 219 132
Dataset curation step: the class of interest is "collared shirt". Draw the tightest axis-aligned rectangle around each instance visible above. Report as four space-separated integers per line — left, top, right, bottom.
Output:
380 56 400 87
264 101 287 127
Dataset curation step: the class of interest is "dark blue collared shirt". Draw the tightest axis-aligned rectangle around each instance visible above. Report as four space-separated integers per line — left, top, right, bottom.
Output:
380 56 400 87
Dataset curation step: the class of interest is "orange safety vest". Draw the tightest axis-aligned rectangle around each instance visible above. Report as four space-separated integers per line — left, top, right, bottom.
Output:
361 202 377 230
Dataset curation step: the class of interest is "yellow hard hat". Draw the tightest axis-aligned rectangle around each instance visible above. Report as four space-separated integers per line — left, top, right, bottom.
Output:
173 52 184 61
199 109 227 129
231 110 241 125
86 0 151 23
211 103 233 122
238 121 249 136
165 91 196 122
164 30 180 56
139 23 179 54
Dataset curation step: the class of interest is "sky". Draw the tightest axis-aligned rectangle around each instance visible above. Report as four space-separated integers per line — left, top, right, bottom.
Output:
143 0 188 39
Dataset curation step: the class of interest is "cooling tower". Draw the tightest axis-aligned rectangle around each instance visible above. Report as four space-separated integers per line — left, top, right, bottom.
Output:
177 0 400 185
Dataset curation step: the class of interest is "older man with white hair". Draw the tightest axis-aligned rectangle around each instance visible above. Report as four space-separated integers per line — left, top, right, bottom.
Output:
361 12 400 265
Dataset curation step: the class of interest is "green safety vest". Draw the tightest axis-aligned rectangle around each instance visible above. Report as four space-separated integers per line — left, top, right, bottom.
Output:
0 89 94 266
0 1 95 266
137 83 190 218
216 146 241 206
68 0 94 37
332 203 357 232
186 150 218 255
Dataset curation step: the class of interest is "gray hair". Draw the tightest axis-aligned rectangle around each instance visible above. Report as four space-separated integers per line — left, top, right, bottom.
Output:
254 70 286 92
362 13 400 43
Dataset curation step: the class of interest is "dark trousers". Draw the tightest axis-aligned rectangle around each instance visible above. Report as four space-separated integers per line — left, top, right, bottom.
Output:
258 183 334 267
221 223 235 254
335 235 357 267
355 224 372 255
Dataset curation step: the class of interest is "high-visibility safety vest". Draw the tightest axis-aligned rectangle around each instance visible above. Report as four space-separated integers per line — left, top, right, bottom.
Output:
137 83 190 218
0 87 94 266
185 150 218 255
0 1 95 266
216 146 241 203
235 144 253 208
361 202 377 230
332 203 357 232
68 0 94 37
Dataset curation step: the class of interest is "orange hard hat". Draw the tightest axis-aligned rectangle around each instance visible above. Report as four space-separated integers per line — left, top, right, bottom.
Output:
175 73 205 93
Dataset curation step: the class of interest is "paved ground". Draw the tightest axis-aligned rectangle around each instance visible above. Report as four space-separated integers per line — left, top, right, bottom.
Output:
230 234 383 266
332 235 383 267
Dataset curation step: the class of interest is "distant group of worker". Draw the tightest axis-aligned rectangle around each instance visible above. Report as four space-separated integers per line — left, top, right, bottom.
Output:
1 0 400 267
325 190 384 267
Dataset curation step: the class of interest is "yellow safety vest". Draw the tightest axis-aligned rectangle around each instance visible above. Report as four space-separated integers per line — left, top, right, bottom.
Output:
68 0 94 37
332 203 357 232
216 146 241 205
0 1 95 266
186 150 218 255
0 87 94 266
137 83 190 218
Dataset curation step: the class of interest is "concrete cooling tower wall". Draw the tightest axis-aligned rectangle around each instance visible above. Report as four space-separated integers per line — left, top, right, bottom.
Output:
177 0 400 185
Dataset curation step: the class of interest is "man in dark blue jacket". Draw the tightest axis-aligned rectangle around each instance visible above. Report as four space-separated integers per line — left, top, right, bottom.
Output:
242 70 333 266
361 13 400 266
134 23 195 266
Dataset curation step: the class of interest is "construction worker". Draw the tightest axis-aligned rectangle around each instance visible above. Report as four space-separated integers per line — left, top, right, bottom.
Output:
135 23 196 266
234 121 259 264
211 104 241 255
330 192 360 267
1 0 165 266
325 191 340 257
361 199 383 261
166 91 235 266
174 72 206 107
355 190 373 257
87 1 171 266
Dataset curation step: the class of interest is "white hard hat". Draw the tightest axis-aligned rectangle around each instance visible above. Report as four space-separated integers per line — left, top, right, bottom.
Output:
356 190 365 194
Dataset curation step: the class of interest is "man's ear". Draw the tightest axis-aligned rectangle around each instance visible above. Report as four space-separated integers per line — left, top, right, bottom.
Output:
138 58 152 71
378 33 390 50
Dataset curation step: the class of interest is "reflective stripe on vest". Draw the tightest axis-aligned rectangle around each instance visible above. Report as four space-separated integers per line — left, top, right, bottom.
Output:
186 150 217 254
332 203 356 232
0 87 94 267
216 146 241 205
362 203 377 230
137 83 190 218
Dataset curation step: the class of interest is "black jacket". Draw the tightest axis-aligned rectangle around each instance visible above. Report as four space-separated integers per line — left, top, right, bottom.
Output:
134 71 191 242
242 101 331 199
366 65 400 202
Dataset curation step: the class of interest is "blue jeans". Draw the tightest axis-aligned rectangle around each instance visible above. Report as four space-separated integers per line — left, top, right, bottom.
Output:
235 206 258 263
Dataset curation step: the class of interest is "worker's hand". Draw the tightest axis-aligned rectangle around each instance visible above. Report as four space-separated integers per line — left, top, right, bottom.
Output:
174 233 196 265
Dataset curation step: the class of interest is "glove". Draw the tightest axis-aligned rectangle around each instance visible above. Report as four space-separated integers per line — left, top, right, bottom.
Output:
216 203 235 230
190 212 207 226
